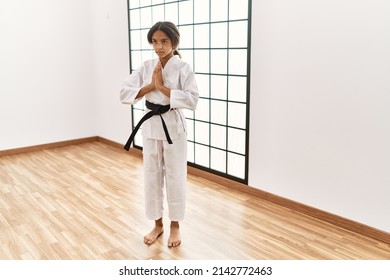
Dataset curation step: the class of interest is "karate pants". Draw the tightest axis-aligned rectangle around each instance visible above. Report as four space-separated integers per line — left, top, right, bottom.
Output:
143 132 187 221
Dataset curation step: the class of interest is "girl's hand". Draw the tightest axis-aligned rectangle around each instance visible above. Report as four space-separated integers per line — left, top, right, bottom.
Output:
153 62 164 90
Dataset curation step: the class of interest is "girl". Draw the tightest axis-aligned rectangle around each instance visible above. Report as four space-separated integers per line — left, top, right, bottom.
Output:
120 21 199 247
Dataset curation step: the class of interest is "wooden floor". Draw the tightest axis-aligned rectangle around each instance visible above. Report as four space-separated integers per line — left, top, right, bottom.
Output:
0 141 389 260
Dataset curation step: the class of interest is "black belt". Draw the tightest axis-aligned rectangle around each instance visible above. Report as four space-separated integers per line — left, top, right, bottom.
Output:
124 100 173 151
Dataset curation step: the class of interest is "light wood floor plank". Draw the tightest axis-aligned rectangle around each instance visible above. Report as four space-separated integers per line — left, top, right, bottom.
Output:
0 141 389 259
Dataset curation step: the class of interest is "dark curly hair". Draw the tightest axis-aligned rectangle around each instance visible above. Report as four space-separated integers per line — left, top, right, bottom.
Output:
147 21 181 58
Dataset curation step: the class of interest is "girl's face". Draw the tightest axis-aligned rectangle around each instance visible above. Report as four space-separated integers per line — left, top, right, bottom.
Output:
151 30 174 60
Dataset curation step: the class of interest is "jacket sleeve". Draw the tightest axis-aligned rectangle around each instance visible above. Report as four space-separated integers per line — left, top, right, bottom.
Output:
169 64 199 111
119 65 144 105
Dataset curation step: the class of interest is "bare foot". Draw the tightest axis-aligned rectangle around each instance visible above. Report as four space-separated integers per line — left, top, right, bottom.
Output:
144 221 163 245
168 222 181 248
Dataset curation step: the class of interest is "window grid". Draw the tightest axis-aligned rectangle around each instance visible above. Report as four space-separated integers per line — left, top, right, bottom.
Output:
127 0 251 183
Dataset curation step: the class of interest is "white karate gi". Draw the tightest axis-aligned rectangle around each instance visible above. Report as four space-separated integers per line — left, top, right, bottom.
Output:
120 55 199 221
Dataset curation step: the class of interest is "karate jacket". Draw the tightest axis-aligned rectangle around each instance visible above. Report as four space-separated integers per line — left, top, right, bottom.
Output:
120 55 199 141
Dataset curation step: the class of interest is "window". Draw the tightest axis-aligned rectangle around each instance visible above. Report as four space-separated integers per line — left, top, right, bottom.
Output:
127 0 251 184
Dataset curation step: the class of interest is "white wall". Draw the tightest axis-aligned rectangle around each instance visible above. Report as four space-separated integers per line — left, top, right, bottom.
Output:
249 0 390 232
89 0 130 145
0 0 96 150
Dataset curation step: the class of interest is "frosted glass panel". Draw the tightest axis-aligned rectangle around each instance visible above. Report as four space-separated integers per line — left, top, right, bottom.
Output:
129 1 140 9
187 119 194 141
130 10 141 29
195 144 209 168
130 30 142 49
179 1 193 24
141 29 151 49
180 50 193 68
140 8 152 28
194 24 210 48
194 50 209 73
228 153 245 178
131 51 142 69
165 3 178 24
228 102 246 129
179 25 193 49
141 50 154 61
195 98 210 122
152 0 164 5
211 0 228 22
195 74 209 98
187 142 194 163
211 75 227 100
133 109 144 124
194 0 209 23
152 5 164 22
211 148 226 173
229 49 247 75
195 121 209 145
211 124 226 149
228 76 247 102
140 0 151 7
211 23 228 48
184 108 194 119
228 128 245 154
229 21 248 48
210 100 226 125
211 50 227 74
229 0 248 20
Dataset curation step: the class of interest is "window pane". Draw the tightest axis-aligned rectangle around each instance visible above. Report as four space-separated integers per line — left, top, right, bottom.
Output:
210 100 227 125
133 109 144 124
211 124 226 149
187 141 194 163
131 51 142 69
194 24 210 49
211 148 226 173
229 21 248 48
181 50 193 68
228 152 245 178
194 50 209 73
229 0 248 20
229 49 247 75
195 121 209 145
129 1 140 9
211 0 228 22
152 0 164 5
228 102 246 129
195 144 209 168
210 75 227 100
179 1 193 25
141 29 151 49
195 98 210 122
211 50 227 74
228 128 245 154
130 30 142 50
186 119 194 141
228 76 247 102
211 22 228 48
165 2 178 24
141 50 154 61
152 5 164 22
195 74 209 98
194 0 209 23
140 0 151 7
140 8 152 28
130 9 141 29
179 25 193 49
